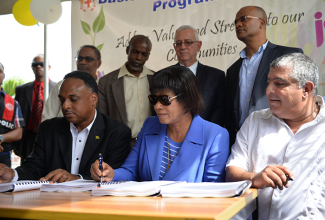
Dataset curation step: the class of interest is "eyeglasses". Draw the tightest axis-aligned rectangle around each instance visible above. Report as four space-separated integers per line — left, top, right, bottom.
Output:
235 15 261 24
173 40 198 48
75 56 99 62
31 62 44 67
148 94 181 106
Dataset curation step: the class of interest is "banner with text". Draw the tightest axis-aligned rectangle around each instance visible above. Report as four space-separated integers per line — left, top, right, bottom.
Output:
71 0 325 95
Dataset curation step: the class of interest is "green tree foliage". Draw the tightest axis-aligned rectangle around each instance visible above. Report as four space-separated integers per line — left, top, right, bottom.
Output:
2 76 26 98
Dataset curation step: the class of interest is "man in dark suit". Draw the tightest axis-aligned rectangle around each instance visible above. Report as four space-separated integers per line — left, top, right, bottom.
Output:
171 25 226 126
97 35 154 145
15 54 56 161
0 71 131 183
225 6 303 147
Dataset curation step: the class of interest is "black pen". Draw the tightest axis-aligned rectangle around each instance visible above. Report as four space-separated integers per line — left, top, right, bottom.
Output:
285 174 293 181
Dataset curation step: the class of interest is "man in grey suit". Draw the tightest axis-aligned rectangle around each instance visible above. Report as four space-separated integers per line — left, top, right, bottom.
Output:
225 6 303 147
97 35 154 145
15 54 55 161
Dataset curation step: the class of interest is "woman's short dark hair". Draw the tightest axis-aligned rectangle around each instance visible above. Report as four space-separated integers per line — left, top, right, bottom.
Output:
151 66 204 116
64 71 98 95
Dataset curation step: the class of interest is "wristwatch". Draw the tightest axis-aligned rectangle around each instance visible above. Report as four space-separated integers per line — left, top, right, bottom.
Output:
0 135 4 142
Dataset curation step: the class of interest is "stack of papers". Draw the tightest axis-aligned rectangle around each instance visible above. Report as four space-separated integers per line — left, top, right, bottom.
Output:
92 181 180 196
40 180 99 192
160 180 252 198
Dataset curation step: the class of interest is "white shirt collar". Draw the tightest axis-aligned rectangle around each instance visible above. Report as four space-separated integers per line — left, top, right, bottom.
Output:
239 40 269 59
180 60 199 76
70 109 97 133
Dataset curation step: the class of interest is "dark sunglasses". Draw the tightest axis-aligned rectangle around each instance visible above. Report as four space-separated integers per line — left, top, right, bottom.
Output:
173 40 198 48
31 62 44 67
148 94 181 106
75 56 99 62
234 15 261 24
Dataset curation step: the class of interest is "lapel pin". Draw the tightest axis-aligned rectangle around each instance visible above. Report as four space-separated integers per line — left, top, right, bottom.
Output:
96 136 100 139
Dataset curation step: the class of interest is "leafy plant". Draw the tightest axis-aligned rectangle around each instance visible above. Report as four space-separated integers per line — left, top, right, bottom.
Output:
80 6 105 51
2 76 26 98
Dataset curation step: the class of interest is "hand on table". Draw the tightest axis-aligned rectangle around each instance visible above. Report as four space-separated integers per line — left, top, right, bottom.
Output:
39 169 80 183
90 160 115 182
0 163 15 183
251 165 294 190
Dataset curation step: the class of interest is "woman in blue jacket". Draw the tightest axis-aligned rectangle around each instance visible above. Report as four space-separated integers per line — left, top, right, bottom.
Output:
91 66 229 182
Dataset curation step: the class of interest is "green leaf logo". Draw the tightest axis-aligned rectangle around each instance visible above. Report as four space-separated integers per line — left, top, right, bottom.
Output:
80 6 105 49
97 43 104 51
81 20 91 35
93 6 105 34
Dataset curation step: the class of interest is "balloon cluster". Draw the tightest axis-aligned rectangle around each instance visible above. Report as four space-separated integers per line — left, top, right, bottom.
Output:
12 0 62 26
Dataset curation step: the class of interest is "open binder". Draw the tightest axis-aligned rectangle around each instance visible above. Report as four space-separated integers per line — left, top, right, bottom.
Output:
92 181 180 196
92 180 251 197
160 180 252 197
0 179 251 198
0 181 50 193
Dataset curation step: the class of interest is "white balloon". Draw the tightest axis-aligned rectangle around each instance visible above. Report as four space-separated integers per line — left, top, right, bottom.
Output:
30 0 62 24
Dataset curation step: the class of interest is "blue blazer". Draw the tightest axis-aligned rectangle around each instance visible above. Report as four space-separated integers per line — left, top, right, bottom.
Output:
113 115 230 182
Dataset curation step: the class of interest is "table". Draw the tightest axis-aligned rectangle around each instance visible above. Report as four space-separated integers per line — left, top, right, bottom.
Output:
0 189 257 220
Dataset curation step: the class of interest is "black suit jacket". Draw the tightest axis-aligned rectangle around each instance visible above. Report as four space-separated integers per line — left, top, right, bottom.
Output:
225 42 304 147
14 80 55 156
173 62 226 126
16 112 131 180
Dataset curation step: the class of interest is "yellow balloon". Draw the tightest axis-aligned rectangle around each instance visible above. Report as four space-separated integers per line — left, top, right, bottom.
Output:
12 0 37 26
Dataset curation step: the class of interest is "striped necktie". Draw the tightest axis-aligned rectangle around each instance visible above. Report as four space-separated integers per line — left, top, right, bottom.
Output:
31 84 43 133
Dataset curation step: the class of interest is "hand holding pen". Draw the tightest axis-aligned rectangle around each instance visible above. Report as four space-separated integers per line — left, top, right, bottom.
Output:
90 157 115 182
251 165 294 190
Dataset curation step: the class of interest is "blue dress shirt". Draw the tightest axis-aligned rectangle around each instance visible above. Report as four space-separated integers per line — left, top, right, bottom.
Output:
239 41 269 127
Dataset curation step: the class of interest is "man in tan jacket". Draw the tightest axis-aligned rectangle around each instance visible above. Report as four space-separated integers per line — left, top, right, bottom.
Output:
97 35 154 145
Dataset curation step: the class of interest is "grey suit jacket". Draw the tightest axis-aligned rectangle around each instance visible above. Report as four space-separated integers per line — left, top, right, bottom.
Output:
97 68 154 125
225 42 303 147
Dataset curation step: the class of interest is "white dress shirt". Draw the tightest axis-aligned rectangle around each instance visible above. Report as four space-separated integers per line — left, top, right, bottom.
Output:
70 110 97 175
180 60 198 76
227 96 325 220
118 64 153 138
13 110 97 181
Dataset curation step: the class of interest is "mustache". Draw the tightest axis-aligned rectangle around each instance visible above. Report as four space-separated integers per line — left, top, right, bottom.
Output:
63 110 74 114
78 65 89 69
268 94 280 99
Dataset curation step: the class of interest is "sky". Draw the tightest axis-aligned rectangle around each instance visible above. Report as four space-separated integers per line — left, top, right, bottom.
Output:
0 1 72 83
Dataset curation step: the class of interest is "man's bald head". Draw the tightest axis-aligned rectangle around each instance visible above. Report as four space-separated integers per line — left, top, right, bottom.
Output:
0 62 4 72
235 6 267 43
237 6 267 22
0 63 5 89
